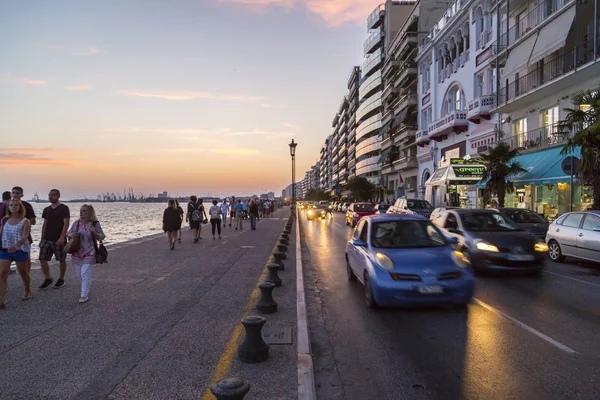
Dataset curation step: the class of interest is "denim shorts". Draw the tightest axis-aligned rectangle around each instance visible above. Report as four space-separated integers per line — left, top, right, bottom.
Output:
0 250 30 263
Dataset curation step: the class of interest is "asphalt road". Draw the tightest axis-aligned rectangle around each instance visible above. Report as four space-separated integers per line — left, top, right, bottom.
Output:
301 210 600 400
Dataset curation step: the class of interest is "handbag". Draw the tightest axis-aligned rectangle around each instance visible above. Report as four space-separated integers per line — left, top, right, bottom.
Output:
65 221 81 254
92 221 108 264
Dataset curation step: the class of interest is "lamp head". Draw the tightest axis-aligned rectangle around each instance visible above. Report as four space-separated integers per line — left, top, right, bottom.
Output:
289 139 297 156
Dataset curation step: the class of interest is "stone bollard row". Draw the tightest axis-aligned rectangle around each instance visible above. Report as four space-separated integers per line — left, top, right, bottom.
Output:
237 316 269 363
256 282 277 314
272 252 285 270
276 243 288 254
265 263 282 286
211 377 251 400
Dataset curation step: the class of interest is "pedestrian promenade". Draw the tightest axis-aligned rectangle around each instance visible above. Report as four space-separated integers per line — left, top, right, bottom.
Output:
0 209 298 400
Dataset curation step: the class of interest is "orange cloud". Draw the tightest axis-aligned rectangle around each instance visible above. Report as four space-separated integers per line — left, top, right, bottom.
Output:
0 153 80 167
0 72 46 85
64 84 93 91
118 89 265 103
210 148 259 154
216 0 382 24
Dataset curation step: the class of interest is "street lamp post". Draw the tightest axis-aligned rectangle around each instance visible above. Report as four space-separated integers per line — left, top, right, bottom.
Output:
289 139 297 210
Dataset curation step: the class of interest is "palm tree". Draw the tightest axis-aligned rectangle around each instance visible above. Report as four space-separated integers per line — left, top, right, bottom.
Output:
559 89 600 210
480 142 526 207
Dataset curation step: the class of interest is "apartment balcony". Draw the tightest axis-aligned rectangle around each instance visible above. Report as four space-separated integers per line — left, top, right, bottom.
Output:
394 62 418 89
381 136 393 151
428 110 469 140
382 57 400 81
381 109 394 127
499 122 573 153
396 32 418 61
364 31 383 56
394 94 417 115
363 48 383 77
381 162 395 176
393 156 418 171
393 125 417 146
416 129 431 146
467 95 495 123
477 27 494 50
495 36 600 113
367 4 384 30
382 83 399 106
497 0 574 53
359 71 382 99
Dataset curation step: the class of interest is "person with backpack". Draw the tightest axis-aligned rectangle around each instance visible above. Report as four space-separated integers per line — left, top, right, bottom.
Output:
175 199 184 244
66 204 105 303
0 198 32 308
209 200 222 240
186 196 203 243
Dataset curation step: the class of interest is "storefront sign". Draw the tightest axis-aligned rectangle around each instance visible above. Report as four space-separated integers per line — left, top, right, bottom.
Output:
453 166 485 178
451 158 485 165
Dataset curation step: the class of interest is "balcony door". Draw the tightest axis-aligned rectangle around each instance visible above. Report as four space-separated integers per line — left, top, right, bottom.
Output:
540 106 559 143
513 117 528 147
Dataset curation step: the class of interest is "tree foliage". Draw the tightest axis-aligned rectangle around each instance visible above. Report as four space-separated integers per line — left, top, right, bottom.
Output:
559 89 600 210
480 142 526 207
344 176 376 201
303 188 330 201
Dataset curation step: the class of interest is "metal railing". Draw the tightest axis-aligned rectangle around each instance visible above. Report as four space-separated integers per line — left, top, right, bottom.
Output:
498 0 571 49
367 4 384 29
497 36 598 104
499 122 573 151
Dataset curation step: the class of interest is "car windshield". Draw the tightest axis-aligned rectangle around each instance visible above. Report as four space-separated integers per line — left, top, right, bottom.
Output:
461 212 521 232
371 220 448 249
503 209 546 223
407 200 433 210
354 204 374 212
378 204 390 210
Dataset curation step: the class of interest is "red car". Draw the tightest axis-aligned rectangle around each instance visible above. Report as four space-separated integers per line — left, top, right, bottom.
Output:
346 203 376 227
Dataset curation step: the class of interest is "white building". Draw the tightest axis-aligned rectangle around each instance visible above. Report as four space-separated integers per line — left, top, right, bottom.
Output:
416 0 499 208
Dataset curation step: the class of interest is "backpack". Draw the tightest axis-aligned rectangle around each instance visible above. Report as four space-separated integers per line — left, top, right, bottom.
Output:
191 204 202 222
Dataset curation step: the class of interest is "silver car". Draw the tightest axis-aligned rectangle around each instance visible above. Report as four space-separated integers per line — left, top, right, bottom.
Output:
545 211 600 263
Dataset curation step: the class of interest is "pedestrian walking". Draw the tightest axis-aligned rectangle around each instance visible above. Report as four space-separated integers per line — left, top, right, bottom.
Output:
39 189 70 290
234 200 244 230
229 196 236 227
0 191 11 218
258 199 264 218
242 199 248 219
11 186 36 273
66 204 105 303
163 199 182 250
264 200 271 217
196 199 208 239
220 200 229 228
209 200 222 240
249 199 259 230
187 196 202 243
0 198 33 308
175 199 184 244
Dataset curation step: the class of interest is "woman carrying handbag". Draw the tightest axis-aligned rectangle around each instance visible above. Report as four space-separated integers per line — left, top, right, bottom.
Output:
66 204 105 303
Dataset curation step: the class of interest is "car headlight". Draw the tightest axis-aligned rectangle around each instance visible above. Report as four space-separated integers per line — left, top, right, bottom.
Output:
534 242 549 252
308 210 313 215
452 250 471 268
321 210 325 214
375 252 394 271
475 241 499 252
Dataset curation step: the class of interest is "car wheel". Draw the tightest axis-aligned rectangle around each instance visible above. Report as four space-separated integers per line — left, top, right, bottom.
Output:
364 274 378 309
548 240 565 263
346 256 356 282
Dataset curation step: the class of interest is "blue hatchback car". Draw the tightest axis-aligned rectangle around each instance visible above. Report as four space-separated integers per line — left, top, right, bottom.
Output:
345 214 475 308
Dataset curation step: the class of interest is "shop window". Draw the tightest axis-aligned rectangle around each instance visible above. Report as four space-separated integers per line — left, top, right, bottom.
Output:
562 213 584 228
582 214 600 230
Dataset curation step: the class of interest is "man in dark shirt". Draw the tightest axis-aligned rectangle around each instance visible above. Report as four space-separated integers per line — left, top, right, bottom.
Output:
38 189 70 290
11 186 36 273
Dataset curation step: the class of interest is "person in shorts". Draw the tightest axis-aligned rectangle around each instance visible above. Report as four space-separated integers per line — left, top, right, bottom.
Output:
187 196 202 243
0 198 33 308
11 186 36 273
39 189 70 290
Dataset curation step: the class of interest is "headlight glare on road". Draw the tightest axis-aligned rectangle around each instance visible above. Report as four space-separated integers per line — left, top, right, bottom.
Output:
375 252 394 271
475 241 499 253
534 242 549 252
452 250 470 268
308 210 313 215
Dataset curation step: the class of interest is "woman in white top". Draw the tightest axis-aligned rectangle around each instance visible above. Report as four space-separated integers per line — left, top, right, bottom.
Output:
0 198 32 308
209 200 222 240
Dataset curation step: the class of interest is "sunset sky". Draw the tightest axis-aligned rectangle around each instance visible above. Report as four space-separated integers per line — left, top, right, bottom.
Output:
1 0 382 199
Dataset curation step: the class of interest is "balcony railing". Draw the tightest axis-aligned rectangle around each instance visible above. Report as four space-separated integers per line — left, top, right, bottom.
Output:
416 129 430 145
498 0 572 50
364 31 383 55
499 122 573 152
428 110 468 138
497 36 598 105
367 4 384 30
467 94 495 121
393 156 418 170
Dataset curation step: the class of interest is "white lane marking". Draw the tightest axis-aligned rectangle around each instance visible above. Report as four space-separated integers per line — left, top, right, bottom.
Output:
473 298 578 354
335 222 344 228
544 270 600 288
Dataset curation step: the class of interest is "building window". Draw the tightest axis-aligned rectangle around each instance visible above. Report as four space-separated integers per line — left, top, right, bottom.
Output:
475 74 484 97
513 118 528 147
486 69 495 94
540 106 559 137
443 86 465 115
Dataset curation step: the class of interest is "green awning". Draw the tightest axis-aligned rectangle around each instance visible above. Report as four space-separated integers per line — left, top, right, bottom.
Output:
476 146 582 188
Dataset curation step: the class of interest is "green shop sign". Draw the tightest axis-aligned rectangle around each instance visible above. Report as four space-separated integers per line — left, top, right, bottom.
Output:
453 166 485 178
450 158 485 165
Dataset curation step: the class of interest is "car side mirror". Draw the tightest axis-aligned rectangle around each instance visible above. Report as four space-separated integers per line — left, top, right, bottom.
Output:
352 239 367 247
447 237 459 244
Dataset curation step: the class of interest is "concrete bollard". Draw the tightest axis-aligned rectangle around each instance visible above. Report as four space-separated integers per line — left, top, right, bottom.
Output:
265 263 282 287
256 282 278 314
273 252 285 270
281 233 290 240
237 316 269 363
276 243 288 253
283 228 291 235
210 377 251 400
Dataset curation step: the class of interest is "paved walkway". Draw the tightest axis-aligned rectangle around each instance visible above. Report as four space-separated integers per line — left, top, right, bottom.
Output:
0 209 297 400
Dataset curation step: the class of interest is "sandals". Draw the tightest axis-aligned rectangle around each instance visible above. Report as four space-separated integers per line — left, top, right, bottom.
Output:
22 291 33 301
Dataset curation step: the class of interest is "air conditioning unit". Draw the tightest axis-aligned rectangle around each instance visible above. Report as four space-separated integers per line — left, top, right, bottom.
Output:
477 145 490 154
